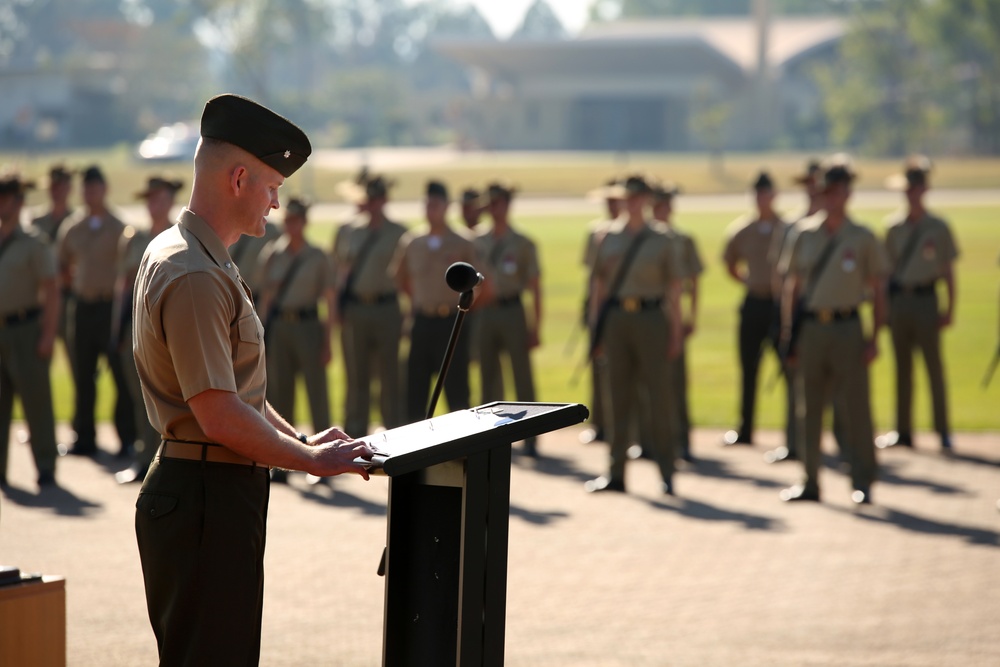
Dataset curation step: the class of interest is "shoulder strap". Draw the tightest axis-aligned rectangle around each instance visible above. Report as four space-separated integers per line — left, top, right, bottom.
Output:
892 220 925 282
803 231 842 306
271 251 308 311
342 227 381 297
604 226 651 301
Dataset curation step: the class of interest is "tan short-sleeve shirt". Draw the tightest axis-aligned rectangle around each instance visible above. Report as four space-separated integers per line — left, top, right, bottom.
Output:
133 209 266 443
722 215 787 297
332 218 408 298
118 226 153 280
582 218 614 269
57 211 126 300
884 212 959 286
671 228 704 281
0 227 56 316
593 220 679 300
783 216 888 311
258 239 334 310
395 225 478 311
31 209 73 245
474 225 540 298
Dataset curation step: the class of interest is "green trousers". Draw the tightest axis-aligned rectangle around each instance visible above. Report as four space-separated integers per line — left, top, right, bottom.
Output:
341 301 402 436
889 291 950 439
602 307 677 485
0 319 57 481
265 318 331 432
795 317 877 493
476 302 537 445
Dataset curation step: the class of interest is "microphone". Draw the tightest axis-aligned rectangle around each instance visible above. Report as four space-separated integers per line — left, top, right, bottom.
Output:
445 262 484 293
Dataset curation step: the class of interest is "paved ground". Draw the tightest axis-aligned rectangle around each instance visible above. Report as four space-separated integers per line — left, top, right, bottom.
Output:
2 421 999 666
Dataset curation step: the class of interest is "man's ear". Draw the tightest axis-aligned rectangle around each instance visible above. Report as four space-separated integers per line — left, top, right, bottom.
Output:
230 165 248 196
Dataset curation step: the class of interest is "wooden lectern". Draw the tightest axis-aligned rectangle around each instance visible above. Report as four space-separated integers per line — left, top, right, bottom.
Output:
363 401 588 666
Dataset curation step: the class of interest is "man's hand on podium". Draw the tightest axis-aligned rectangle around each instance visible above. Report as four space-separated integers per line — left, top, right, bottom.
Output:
305 427 378 480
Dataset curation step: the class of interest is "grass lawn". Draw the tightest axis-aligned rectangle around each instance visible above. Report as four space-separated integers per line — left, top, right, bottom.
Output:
35 201 999 435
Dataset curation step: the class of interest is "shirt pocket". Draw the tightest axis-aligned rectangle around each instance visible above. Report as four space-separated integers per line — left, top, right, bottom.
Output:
237 313 262 345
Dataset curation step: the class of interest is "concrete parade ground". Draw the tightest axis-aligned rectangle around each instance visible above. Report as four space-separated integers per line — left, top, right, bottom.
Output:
2 420 999 666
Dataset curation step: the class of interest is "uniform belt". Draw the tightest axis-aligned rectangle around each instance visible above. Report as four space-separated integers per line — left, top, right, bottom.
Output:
0 307 41 329
745 292 775 302
276 307 319 322
610 297 663 313
494 294 522 307
891 282 936 296
803 308 859 324
417 304 454 318
157 440 259 467
73 292 114 304
347 293 397 306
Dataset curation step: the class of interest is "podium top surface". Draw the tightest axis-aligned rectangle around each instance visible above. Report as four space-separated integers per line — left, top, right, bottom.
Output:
359 402 588 476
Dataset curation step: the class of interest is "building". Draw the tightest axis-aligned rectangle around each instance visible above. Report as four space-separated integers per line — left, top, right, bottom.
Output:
434 17 845 152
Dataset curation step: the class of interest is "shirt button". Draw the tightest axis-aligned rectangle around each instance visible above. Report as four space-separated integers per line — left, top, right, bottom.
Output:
225 262 232 269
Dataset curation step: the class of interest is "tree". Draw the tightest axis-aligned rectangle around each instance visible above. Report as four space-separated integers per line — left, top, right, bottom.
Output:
512 0 566 40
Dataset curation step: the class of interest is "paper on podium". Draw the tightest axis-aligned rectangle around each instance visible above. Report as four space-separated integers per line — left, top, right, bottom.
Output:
353 401 588 476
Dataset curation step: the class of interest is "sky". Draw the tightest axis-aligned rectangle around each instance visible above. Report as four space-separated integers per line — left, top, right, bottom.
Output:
412 0 592 38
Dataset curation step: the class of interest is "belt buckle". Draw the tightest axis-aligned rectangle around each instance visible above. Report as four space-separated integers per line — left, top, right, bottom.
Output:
817 309 833 324
622 297 641 313
437 305 451 317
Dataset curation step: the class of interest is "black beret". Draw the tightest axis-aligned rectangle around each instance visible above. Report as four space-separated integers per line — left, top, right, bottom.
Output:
461 188 480 203
623 174 652 195
82 165 105 184
285 197 310 218
752 171 774 191
0 173 36 196
426 180 449 200
200 93 311 178
135 176 184 200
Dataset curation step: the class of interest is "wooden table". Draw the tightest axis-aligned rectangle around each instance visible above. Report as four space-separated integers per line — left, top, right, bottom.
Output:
0 575 66 667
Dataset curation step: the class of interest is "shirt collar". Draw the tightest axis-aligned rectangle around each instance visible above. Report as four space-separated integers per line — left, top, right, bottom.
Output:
177 208 239 278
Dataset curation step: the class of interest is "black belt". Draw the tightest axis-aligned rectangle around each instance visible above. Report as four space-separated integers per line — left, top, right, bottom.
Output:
275 307 319 322
609 297 663 313
73 293 114 305
745 293 775 302
0 307 41 329
889 281 936 296
802 308 859 324
343 293 397 306
416 304 454 318
494 294 522 307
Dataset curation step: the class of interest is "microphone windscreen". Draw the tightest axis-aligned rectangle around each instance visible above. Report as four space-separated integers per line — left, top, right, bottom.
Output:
445 262 484 292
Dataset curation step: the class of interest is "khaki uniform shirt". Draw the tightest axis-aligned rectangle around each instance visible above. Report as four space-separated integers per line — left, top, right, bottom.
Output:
133 209 266 443
593 220 680 300
0 226 56 316
884 212 958 286
258 239 334 310
229 221 281 298
332 218 408 298
474 225 540 299
582 218 615 270
119 226 154 280
31 209 73 245
395 225 477 311
667 226 704 282
57 211 126 300
782 215 888 311
722 215 787 297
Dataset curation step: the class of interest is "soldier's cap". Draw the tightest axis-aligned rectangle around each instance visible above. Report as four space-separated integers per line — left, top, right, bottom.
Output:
135 176 184 200
585 177 626 202
460 187 480 203
792 159 822 184
0 172 36 197
622 174 652 196
200 93 311 179
752 170 775 191
284 197 310 218
651 180 681 201
482 181 517 204
47 164 74 185
82 165 106 184
820 153 857 189
886 154 932 191
426 180 449 200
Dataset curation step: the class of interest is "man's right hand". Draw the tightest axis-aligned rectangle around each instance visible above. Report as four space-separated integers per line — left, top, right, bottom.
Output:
307 434 376 480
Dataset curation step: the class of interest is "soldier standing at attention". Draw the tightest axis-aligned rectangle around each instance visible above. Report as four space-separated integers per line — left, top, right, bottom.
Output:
584 174 683 494
396 180 478 422
474 182 542 457
877 156 958 452
31 165 75 244
332 175 407 436
721 171 788 447
113 176 182 485
460 187 482 230
652 181 703 463
258 197 336 483
778 157 887 504
579 177 624 446
0 174 60 489
57 165 135 457
132 94 374 665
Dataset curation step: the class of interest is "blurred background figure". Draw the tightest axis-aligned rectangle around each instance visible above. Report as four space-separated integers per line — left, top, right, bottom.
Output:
460 187 482 230
56 165 134 458
877 155 958 452
0 173 60 488
113 176 181 484
259 197 336 484
474 181 542 457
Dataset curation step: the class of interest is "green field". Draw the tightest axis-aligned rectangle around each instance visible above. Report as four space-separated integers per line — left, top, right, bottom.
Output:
34 201 1000 434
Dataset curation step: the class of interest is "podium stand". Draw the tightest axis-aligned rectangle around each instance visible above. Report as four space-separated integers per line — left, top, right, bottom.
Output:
363 401 588 666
